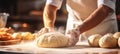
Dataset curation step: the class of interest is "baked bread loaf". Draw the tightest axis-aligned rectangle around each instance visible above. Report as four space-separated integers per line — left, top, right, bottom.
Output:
0 32 14 41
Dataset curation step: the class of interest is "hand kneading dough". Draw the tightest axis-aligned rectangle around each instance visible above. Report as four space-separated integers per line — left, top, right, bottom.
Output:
88 34 102 47
113 32 120 39
99 33 117 48
36 32 68 48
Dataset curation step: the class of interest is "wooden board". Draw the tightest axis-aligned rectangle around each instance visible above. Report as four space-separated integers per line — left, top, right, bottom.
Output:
0 41 120 54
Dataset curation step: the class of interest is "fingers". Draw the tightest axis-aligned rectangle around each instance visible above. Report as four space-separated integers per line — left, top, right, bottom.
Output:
40 28 49 34
66 29 80 38
67 35 79 46
37 28 49 36
72 29 80 38
65 29 80 46
36 27 55 37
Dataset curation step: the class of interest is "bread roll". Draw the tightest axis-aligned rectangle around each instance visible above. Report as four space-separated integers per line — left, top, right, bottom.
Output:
118 37 120 47
12 32 22 39
88 34 102 47
21 32 34 40
99 33 117 48
113 32 120 39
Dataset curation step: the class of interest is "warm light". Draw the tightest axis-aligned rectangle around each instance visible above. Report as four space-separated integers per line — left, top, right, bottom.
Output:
22 23 28 28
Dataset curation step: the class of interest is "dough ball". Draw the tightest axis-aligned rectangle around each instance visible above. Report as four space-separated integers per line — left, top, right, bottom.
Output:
88 34 102 47
113 32 120 39
21 32 34 40
36 32 68 48
12 32 22 39
99 33 117 48
118 37 120 47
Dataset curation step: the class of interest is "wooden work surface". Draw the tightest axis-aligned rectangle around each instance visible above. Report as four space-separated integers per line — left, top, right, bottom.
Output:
0 41 120 54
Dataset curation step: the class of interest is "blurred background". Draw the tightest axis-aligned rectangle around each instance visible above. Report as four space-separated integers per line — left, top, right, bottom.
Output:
0 0 67 33
0 0 119 33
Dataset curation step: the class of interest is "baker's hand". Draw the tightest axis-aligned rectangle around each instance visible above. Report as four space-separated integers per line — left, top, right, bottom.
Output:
66 28 80 46
36 27 55 37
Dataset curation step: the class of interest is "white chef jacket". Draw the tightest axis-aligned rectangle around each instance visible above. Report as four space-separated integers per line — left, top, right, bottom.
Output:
46 0 118 37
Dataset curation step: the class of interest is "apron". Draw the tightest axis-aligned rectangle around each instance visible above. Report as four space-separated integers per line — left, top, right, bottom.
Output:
65 0 118 41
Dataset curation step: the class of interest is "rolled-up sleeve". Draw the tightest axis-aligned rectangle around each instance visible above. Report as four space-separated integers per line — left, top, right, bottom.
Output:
46 0 63 9
97 0 116 11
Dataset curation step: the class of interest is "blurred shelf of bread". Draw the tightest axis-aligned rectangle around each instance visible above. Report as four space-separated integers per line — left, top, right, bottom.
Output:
6 15 43 33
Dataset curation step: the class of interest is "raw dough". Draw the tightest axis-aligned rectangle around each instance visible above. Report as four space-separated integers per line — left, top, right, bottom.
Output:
118 37 120 47
88 34 102 47
99 33 117 48
21 32 34 40
36 32 68 48
12 32 22 39
113 32 120 39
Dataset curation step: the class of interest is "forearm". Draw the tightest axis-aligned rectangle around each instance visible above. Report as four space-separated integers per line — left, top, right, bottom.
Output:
78 5 113 33
43 4 58 28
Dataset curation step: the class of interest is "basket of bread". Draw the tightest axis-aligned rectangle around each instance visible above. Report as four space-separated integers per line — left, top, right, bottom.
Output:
0 27 21 45
0 27 36 45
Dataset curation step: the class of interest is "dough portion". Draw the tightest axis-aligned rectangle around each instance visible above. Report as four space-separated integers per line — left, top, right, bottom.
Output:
88 34 102 47
21 32 34 40
118 37 120 47
99 33 117 48
113 32 120 39
36 32 68 48
12 32 22 39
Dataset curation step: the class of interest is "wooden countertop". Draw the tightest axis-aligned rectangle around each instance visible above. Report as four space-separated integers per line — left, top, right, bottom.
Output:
0 41 120 54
